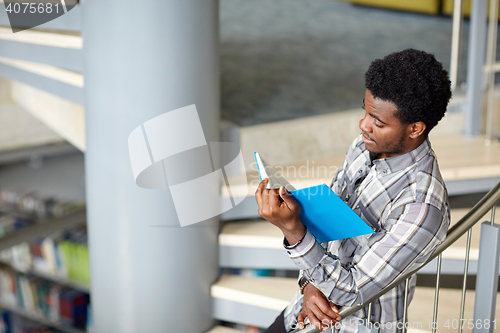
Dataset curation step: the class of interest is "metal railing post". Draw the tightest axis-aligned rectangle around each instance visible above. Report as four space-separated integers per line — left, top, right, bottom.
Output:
485 0 499 144
465 0 488 137
450 0 464 92
473 212 500 333
432 253 442 333
358 303 379 333
459 228 473 333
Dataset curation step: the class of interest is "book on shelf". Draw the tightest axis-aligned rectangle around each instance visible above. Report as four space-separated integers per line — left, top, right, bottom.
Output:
0 189 89 332
59 290 88 329
254 152 374 243
0 227 90 287
0 189 84 220
0 189 88 287
0 215 35 239
0 268 89 330
0 308 73 333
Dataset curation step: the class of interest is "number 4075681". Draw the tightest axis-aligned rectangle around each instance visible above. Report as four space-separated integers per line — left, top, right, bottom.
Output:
5 2 59 14
444 319 496 330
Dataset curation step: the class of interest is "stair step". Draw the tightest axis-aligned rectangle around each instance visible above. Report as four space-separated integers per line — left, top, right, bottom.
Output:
220 209 499 274
211 274 298 328
212 275 297 311
7 81 85 151
206 326 244 333
219 219 294 269
0 27 81 49
219 220 282 249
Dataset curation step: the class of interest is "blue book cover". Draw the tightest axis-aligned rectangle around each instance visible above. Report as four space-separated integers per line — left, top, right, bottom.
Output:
255 152 374 243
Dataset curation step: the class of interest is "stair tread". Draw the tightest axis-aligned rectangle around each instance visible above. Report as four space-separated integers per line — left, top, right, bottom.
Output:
211 275 298 311
220 220 283 249
206 326 244 333
0 27 82 49
0 57 83 87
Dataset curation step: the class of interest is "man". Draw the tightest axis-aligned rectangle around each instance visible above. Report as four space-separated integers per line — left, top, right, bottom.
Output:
255 49 452 333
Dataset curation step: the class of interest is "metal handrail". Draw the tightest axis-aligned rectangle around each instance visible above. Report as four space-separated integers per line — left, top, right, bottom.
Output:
292 181 500 333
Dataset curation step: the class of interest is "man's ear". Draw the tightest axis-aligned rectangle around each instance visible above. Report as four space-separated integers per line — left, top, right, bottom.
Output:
408 121 426 139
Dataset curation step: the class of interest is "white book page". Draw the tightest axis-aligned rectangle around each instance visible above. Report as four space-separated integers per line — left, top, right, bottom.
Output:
255 152 296 191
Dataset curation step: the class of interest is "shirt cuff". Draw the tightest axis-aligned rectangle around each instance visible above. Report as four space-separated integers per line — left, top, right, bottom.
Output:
284 230 326 270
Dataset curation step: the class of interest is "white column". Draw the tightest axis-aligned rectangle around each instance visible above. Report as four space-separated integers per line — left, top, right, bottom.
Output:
83 1 219 332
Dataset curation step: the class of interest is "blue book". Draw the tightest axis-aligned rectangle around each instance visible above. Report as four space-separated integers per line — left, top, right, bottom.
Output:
255 152 374 243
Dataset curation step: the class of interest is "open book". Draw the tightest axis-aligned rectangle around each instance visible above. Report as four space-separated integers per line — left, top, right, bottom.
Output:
255 152 374 242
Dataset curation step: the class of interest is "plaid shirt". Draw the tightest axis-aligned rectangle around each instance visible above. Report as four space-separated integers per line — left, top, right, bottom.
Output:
283 134 450 333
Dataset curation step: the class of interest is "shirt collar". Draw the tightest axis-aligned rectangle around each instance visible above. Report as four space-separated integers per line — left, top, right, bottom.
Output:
370 138 431 174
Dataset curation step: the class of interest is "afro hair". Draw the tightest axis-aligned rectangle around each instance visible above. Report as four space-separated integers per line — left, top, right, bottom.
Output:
365 49 452 134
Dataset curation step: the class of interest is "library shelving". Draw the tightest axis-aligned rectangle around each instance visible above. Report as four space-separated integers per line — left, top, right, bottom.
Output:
0 189 90 333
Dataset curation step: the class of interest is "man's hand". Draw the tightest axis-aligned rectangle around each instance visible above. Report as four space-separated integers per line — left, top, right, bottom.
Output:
255 178 305 245
298 283 341 331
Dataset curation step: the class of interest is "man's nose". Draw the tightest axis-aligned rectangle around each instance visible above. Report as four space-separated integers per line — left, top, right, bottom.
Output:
359 115 371 133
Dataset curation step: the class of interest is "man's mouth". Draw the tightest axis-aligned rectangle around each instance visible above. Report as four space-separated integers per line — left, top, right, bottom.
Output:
362 133 375 143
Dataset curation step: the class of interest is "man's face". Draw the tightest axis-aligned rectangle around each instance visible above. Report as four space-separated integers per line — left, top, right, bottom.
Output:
359 89 411 159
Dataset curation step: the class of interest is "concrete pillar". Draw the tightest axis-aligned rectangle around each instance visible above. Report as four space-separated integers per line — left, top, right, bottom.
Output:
83 1 219 332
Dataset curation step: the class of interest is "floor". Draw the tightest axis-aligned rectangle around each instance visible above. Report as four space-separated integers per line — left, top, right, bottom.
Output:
220 0 492 126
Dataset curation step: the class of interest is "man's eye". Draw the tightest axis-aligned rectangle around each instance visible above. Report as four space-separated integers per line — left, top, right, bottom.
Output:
374 122 383 128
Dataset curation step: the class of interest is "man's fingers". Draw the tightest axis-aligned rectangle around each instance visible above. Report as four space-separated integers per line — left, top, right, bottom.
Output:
331 302 340 314
279 186 298 211
307 310 328 331
262 186 270 210
258 178 269 188
255 178 268 194
268 188 281 207
297 311 306 329
303 283 340 322
315 300 341 321
255 178 268 209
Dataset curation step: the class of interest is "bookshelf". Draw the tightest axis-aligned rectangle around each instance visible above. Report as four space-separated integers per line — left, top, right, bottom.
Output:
0 260 90 293
0 301 86 333
0 203 90 331
0 210 86 253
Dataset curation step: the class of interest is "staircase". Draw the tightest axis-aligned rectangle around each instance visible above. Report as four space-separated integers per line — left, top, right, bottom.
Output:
0 25 84 151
